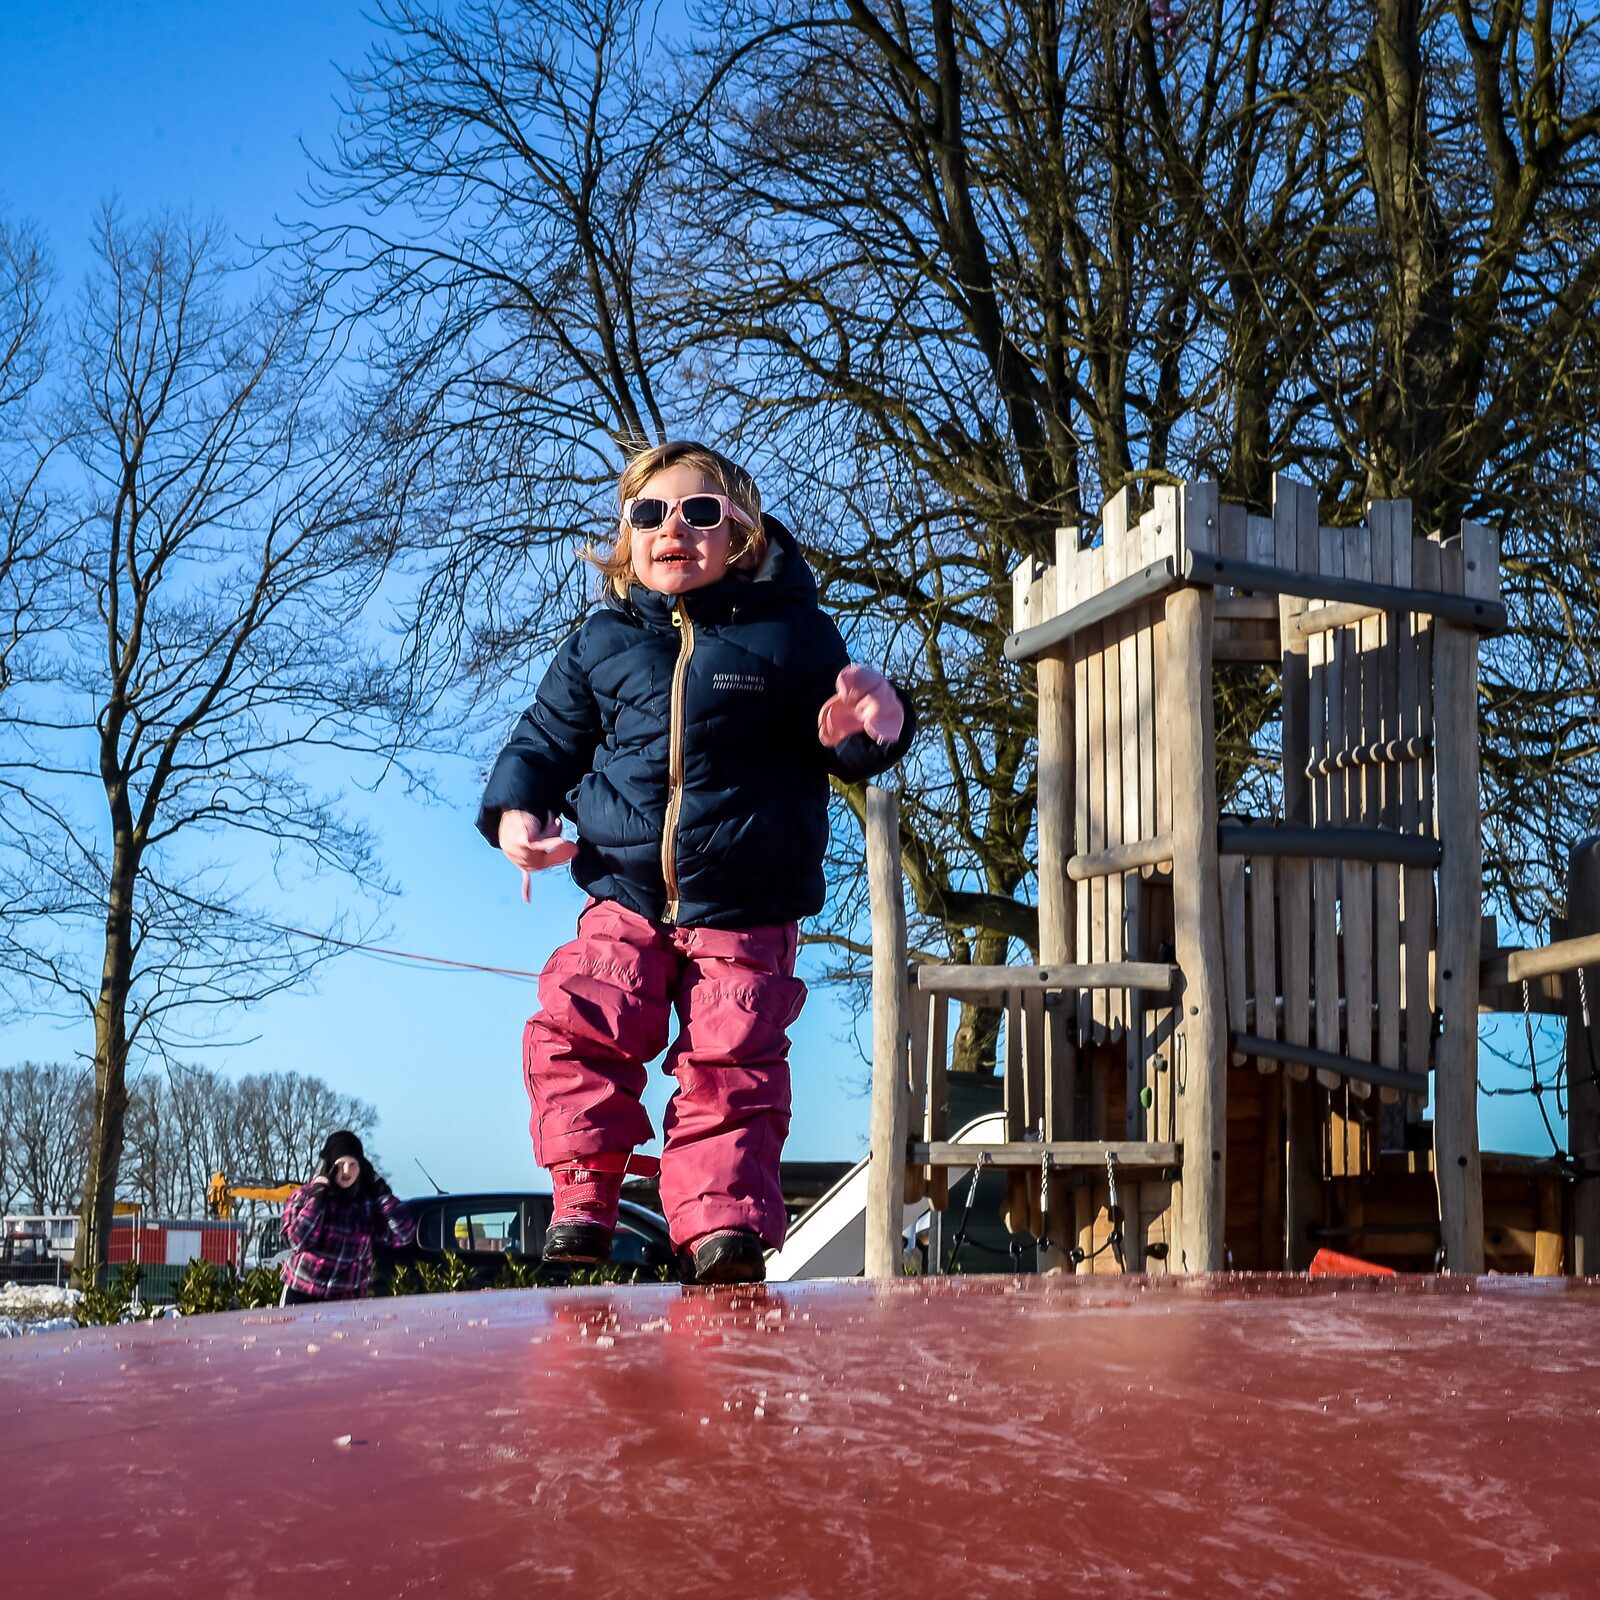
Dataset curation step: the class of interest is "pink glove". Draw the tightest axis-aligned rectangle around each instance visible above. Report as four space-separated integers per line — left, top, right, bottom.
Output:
497 810 579 902
818 663 905 748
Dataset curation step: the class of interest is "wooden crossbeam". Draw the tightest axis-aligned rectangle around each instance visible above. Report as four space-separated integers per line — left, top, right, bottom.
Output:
1067 834 1174 881
1230 1032 1428 1096
1181 551 1508 632
915 962 1178 1000
1480 931 1600 989
910 1141 1180 1170
1216 822 1441 868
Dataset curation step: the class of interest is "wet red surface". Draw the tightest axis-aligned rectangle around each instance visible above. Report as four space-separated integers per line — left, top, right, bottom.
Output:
4 1275 1597 1598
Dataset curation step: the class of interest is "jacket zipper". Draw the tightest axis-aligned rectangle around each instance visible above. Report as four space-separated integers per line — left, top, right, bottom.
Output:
660 601 694 924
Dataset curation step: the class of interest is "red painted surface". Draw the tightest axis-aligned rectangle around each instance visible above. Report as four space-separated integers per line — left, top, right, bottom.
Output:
1309 1247 1398 1278
4 1276 1598 1598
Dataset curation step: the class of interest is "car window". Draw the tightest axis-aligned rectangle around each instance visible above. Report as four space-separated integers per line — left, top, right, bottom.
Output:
443 1204 521 1254
610 1221 652 1267
416 1204 443 1251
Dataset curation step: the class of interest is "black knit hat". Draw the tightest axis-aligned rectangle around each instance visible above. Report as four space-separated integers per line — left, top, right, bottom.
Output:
320 1129 366 1165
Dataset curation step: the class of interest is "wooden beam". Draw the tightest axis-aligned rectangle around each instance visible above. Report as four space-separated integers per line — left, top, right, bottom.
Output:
1282 600 1388 641
915 961 1178 999
1480 932 1600 989
864 787 911 1280
1535 1175 1565 1277
1277 488 1323 1270
1004 558 1179 662
1217 823 1440 868
1479 975 1565 1015
1569 838 1600 1274
1215 595 1282 622
1167 494 1227 1272
1068 834 1174 881
1035 645 1078 1273
1431 564 1486 1273
1229 1033 1428 1095
911 1141 1180 1170
1180 550 1508 632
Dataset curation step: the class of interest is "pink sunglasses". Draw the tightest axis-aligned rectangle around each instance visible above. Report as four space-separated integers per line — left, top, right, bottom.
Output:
623 493 755 532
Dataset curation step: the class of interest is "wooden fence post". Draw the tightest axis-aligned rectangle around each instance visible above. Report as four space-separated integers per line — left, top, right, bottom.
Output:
1278 593 1322 1269
1569 835 1600 1273
1432 605 1485 1273
865 786 911 1280
1167 485 1227 1270
1036 645 1078 1273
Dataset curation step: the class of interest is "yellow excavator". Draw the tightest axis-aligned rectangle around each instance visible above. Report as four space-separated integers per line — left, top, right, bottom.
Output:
206 1171 299 1220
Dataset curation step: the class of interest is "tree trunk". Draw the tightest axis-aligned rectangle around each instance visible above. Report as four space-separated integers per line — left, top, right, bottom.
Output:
950 925 1009 1076
1362 0 1456 520
73 846 136 1290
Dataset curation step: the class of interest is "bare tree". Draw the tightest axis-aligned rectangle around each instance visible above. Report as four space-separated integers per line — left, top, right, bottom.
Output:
232 1071 379 1186
120 1063 378 1213
313 0 1600 1070
0 212 58 698
0 212 406 1283
0 1063 91 1215
306 0 728 699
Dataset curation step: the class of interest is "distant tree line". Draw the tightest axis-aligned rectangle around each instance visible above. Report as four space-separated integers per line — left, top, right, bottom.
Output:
0 1061 376 1219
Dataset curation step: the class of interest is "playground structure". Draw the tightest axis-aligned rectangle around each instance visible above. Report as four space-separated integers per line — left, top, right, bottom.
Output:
865 473 1600 1278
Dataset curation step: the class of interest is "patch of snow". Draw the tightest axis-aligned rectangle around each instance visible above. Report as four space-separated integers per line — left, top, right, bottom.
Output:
0 1283 85 1336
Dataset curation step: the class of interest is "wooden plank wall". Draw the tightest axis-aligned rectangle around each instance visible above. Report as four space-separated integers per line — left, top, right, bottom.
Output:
1059 493 1179 1069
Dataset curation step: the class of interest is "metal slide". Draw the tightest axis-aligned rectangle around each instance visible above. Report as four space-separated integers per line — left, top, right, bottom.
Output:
765 1112 1006 1281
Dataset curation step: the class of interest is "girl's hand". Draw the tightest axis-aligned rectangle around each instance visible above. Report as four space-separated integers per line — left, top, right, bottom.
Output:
498 809 579 902
818 664 905 748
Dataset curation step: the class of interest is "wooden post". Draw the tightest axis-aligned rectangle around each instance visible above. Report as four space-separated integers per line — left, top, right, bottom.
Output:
865 786 911 1281
1037 645 1079 1273
1431 599 1485 1272
1534 1175 1565 1277
1276 478 1326 1268
1568 835 1600 1273
1167 486 1227 1270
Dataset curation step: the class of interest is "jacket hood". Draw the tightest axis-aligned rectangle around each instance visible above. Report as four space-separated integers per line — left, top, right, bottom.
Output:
608 513 818 628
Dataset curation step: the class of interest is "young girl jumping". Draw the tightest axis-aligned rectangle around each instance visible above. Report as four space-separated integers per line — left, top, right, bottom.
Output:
476 440 914 1284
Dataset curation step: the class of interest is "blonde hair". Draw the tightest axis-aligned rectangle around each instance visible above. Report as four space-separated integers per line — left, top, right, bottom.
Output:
587 440 767 599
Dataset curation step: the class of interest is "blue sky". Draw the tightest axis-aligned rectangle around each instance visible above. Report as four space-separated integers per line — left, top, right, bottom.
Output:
0 0 875 1192
0 2 1566 1195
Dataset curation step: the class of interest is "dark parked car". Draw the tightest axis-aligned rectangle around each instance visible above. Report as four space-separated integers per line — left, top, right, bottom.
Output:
1 1228 70 1287
373 1190 675 1289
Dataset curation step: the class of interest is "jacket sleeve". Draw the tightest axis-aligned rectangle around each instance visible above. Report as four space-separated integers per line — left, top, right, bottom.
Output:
281 1183 329 1250
806 616 917 782
475 629 602 846
377 1193 416 1248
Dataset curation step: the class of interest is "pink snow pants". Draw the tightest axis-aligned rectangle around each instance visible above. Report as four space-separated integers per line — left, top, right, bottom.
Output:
522 898 806 1248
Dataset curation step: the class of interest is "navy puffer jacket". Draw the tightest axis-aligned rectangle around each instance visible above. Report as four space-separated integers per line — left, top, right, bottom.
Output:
476 518 914 929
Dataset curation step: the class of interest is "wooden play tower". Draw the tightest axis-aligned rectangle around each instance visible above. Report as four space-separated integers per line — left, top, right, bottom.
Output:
866 473 1600 1277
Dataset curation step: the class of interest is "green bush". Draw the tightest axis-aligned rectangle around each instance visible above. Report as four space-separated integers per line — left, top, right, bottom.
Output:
239 1265 286 1308
564 1261 673 1286
76 1262 152 1326
414 1253 473 1294
170 1259 285 1314
382 1253 676 1297
494 1252 544 1289
380 1262 418 1297
174 1259 238 1315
